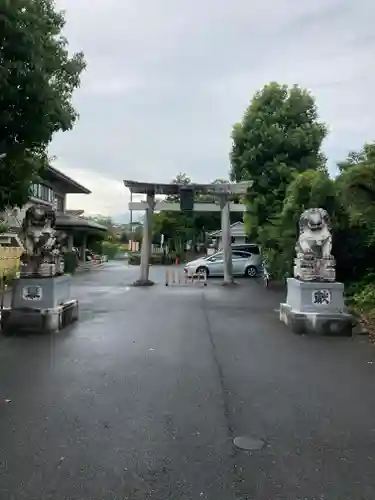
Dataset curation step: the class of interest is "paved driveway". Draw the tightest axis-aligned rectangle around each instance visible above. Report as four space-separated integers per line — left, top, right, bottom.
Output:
1 262 375 499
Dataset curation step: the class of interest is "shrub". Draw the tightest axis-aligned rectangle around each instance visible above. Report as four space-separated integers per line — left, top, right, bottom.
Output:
262 247 292 281
351 282 375 320
64 251 78 274
101 241 120 259
1 269 18 290
90 240 103 254
128 252 141 265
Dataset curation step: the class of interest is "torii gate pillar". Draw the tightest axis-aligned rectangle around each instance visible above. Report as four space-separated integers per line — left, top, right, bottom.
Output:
135 192 155 286
218 195 233 285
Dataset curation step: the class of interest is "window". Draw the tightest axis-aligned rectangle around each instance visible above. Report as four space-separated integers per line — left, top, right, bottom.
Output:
30 182 56 205
232 251 256 259
232 251 249 259
232 244 260 255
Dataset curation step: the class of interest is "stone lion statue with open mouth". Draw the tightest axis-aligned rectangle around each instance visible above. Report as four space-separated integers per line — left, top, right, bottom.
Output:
296 208 332 259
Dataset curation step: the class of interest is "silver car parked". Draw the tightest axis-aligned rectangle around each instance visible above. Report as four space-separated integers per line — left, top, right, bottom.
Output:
184 250 261 278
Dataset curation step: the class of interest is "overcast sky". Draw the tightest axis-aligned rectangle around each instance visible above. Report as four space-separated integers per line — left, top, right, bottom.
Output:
51 0 375 217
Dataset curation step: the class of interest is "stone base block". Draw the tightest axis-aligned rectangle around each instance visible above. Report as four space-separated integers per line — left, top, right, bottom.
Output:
286 277 346 313
1 299 79 335
220 280 239 287
11 275 72 310
280 303 353 336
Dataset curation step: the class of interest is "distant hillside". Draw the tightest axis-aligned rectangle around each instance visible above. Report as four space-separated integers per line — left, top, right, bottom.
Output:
112 212 142 224
112 212 130 224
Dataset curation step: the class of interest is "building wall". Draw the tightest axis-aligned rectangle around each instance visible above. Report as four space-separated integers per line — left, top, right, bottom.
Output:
216 235 247 248
210 222 247 248
30 179 66 211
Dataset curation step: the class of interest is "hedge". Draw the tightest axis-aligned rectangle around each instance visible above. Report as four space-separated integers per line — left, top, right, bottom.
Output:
64 251 78 274
101 242 121 259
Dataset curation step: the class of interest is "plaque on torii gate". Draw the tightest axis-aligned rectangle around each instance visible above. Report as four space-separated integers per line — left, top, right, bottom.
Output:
123 180 253 286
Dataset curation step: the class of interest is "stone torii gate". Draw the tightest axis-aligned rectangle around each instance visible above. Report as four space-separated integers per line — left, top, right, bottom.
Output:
123 180 253 286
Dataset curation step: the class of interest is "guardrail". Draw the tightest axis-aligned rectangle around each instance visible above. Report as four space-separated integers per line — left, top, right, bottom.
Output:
165 268 207 287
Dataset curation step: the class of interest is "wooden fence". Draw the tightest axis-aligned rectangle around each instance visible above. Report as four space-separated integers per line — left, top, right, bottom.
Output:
0 246 23 281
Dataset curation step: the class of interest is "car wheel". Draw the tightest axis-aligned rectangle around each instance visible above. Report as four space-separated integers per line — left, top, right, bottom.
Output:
245 265 257 278
197 266 209 277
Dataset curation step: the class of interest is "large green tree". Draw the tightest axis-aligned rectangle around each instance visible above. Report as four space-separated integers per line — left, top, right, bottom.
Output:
336 143 375 234
0 0 86 210
230 82 327 239
334 143 375 284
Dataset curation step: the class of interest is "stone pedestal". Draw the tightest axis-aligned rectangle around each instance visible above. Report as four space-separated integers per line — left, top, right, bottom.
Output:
1 275 78 335
280 278 353 336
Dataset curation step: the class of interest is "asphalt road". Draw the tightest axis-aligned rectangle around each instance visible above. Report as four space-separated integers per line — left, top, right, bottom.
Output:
1 262 375 500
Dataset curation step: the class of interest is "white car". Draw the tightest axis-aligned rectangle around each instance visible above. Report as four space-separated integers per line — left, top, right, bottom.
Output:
184 250 261 278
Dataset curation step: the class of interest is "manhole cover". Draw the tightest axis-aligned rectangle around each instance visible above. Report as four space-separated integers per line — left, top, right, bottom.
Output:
233 435 265 451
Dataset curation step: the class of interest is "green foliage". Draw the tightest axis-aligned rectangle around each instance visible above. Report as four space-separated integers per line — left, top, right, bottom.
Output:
0 0 86 210
230 81 375 322
119 231 129 244
132 226 143 243
337 142 375 172
333 143 375 284
0 222 9 233
128 252 140 265
335 144 375 244
101 241 121 259
230 82 327 240
89 239 103 255
350 282 375 324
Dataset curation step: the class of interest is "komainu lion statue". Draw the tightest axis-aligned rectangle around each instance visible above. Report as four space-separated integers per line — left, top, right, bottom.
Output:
20 205 64 276
295 208 332 259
